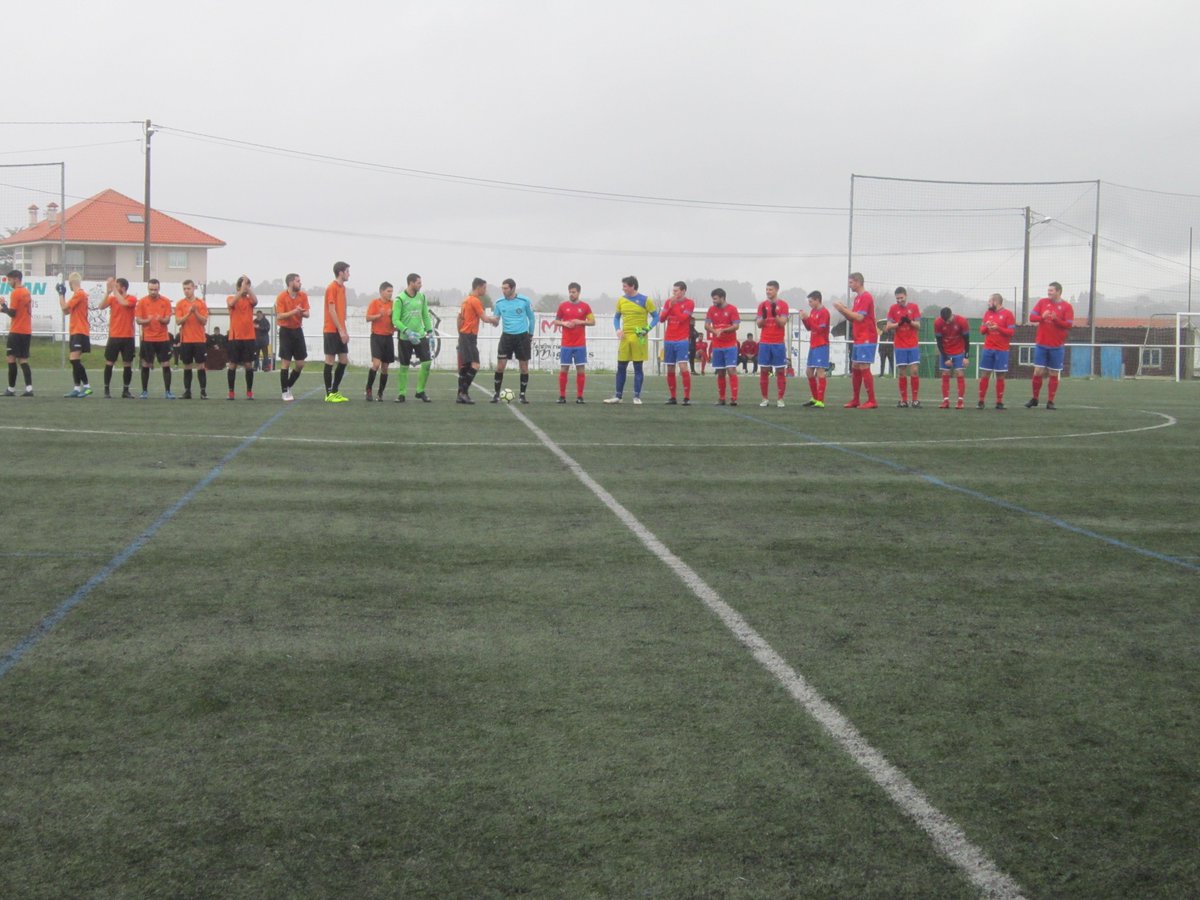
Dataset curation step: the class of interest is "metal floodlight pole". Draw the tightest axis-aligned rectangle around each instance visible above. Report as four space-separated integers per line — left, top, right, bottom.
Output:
143 119 153 283
1021 206 1032 323
1087 180 1100 354
59 162 66 368
1188 226 1193 315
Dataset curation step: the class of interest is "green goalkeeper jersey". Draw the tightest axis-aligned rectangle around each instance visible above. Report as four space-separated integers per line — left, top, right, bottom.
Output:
392 290 432 335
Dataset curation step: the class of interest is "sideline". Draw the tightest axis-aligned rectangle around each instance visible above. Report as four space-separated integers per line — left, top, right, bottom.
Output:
0 404 295 680
496 395 1025 900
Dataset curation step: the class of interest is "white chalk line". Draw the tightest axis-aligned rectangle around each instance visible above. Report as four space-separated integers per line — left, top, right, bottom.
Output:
0 406 1175 452
493 393 1025 899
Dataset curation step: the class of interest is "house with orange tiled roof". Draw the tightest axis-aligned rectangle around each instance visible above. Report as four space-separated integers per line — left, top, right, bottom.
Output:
0 189 224 283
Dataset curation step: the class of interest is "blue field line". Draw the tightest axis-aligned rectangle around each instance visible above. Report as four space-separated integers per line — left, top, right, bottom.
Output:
733 412 1200 574
0 406 293 680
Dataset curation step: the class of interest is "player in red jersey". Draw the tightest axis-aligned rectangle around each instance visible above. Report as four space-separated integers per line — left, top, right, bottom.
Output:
659 281 695 405
978 293 1016 409
884 287 922 407
833 272 878 408
1025 281 1073 409
705 288 740 405
755 280 790 407
801 290 830 407
933 306 970 409
554 281 595 403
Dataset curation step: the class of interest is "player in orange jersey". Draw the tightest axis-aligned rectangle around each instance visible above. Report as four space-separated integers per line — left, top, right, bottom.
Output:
226 275 258 399
59 272 93 397
175 279 210 399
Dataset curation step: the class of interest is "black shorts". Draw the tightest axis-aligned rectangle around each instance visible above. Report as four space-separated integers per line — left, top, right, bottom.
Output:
370 333 396 364
278 328 307 361
228 338 257 365
5 333 31 359
457 333 479 367
323 333 349 356
179 342 208 365
104 336 136 364
497 332 532 362
140 340 172 365
69 334 92 354
398 336 431 366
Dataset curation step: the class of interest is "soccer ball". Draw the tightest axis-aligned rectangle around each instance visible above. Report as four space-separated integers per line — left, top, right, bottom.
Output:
500 388 515 403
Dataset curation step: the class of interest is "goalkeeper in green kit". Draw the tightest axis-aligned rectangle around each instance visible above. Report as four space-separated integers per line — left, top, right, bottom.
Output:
392 273 435 402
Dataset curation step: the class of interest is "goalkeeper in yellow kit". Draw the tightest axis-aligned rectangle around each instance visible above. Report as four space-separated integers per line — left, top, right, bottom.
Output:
603 275 658 406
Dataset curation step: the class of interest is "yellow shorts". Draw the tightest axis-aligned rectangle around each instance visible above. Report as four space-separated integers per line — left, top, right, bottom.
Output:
617 333 649 362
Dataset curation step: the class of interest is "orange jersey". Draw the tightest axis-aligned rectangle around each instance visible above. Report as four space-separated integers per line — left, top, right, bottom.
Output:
104 293 137 338
136 295 173 342
458 294 485 335
323 281 346 334
367 298 395 336
275 290 309 330
227 294 256 340
5 286 32 335
175 297 209 344
66 289 90 336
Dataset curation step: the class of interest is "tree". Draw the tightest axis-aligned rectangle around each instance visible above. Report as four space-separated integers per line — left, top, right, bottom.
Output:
537 292 565 314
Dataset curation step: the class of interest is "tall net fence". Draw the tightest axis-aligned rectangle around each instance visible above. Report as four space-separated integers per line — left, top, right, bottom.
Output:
849 176 1200 378
0 163 66 278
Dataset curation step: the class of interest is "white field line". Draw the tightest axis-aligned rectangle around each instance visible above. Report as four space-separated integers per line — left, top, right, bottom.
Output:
0 407 1174 451
498 397 1026 899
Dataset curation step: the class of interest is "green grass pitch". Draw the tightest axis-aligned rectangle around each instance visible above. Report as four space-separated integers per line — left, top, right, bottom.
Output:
1 365 1197 897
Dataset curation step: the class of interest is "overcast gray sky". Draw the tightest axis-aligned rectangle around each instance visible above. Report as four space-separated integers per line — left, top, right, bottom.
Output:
8 0 1198 303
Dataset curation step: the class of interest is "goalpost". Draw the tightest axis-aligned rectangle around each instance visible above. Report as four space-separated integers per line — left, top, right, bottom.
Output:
1174 312 1200 381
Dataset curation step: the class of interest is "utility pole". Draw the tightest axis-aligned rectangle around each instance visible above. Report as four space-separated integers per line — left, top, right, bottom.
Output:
143 119 154 283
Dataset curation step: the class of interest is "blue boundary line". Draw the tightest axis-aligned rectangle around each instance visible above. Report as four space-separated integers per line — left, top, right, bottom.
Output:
732 411 1200 574
0 406 292 680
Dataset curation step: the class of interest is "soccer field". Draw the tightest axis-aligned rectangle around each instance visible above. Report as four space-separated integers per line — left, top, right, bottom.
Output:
1 369 1197 898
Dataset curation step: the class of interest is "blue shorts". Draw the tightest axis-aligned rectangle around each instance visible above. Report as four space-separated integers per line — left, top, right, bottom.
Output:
895 346 920 367
851 343 877 365
806 345 829 370
559 345 587 366
711 346 738 369
1033 344 1064 371
757 342 787 368
979 348 1010 373
939 353 966 371
663 340 689 365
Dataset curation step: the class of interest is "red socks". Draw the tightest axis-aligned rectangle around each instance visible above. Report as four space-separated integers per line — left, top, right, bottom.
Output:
667 370 677 398
1048 375 1059 402
1031 375 1043 400
681 370 691 400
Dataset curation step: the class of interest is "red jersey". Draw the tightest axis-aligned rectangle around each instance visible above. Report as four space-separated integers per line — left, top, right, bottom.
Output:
695 339 709 360
4 286 32 335
66 289 90 337
136 295 173 342
934 314 970 356
275 290 309 331
705 304 740 349
981 307 1016 351
367 298 395 336
324 281 346 334
802 306 830 348
555 300 593 348
227 294 256 340
176 297 209 344
660 297 695 342
887 302 921 349
850 291 877 344
739 339 758 357
756 299 789 343
1031 297 1073 348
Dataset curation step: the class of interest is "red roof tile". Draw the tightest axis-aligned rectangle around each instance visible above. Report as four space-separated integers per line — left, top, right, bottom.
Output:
1 189 224 248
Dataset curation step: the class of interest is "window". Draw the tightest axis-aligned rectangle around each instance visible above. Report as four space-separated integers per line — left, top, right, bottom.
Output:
1141 348 1162 368
1018 346 1035 366
65 248 85 267
127 213 144 223
168 250 187 269
134 249 146 269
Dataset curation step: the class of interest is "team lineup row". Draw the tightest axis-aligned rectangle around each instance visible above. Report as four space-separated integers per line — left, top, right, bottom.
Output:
2 267 1073 410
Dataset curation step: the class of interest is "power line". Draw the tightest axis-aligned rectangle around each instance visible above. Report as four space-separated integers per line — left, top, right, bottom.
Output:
155 124 848 215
